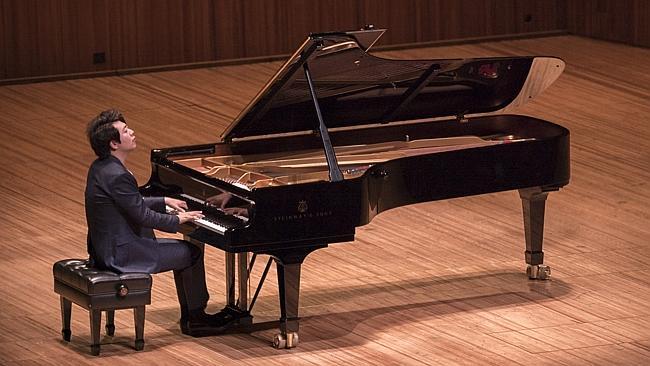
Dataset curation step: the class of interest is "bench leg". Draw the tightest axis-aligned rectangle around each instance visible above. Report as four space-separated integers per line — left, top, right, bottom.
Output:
134 306 145 351
90 309 101 356
105 310 115 336
60 296 72 342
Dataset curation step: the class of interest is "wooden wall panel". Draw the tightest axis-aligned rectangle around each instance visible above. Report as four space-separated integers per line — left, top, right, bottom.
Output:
285 0 360 50
180 0 216 62
239 0 289 58
515 0 567 34
60 0 111 74
635 0 650 47
359 0 419 46
2 0 570 81
213 0 243 60
368 0 566 46
489 0 519 36
3 0 65 78
108 0 138 69
409 0 440 43
437 0 491 40
137 0 217 67
134 0 176 67
432 0 566 41
567 0 649 47
108 0 216 69
30 0 65 76
0 0 7 79
6 0 645 82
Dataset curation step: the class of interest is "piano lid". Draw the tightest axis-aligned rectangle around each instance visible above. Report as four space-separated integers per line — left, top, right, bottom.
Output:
221 28 565 141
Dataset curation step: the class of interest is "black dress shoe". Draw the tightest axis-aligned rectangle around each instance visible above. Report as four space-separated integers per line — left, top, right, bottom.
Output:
180 311 216 336
180 307 253 336
180 320 213 337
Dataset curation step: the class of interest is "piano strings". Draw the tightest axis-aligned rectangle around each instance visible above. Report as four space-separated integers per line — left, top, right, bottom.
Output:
172 134 534 189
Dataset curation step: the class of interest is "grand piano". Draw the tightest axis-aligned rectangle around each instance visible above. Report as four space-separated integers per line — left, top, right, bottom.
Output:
141 28 569 348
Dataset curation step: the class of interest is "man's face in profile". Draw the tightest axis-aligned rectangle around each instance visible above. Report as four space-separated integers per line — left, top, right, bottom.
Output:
111 121 137 153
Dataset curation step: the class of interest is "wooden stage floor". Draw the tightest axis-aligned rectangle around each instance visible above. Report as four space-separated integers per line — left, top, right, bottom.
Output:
0 35 649 365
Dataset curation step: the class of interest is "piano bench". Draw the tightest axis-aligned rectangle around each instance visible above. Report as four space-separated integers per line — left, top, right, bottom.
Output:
52 259 152 356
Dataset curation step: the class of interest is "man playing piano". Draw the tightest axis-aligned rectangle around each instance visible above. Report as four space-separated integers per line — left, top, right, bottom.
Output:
84 108 217 334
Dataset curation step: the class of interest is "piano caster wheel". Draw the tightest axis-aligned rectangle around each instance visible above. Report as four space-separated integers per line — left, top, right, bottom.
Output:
527 264 551 280
286 332 299 348
273 334 286 349
273 332 299 349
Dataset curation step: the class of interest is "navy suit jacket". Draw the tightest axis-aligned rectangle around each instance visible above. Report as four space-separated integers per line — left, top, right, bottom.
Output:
85 155 179 273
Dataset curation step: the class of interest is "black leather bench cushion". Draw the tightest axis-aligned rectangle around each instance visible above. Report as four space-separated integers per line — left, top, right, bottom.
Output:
53 259 151 294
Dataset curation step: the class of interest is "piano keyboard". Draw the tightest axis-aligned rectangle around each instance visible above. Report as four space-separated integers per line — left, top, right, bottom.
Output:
165 193 249 235
166 204 228 234
179 194 249 222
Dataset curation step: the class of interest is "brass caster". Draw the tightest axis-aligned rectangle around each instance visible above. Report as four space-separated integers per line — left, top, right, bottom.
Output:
273 333 286 349
527 264 551 280
273 332 299 349
286 332 299 348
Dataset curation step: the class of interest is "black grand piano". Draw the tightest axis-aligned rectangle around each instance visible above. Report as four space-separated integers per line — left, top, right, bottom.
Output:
141 28 569 348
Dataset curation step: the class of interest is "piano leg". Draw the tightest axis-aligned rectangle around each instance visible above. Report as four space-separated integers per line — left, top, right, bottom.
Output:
519 187 553 280
274 261 301 349
181 244 322 342
267 244 326 349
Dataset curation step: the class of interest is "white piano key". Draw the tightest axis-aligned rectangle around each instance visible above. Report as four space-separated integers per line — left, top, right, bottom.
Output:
194 217 227 234
166 205 227 234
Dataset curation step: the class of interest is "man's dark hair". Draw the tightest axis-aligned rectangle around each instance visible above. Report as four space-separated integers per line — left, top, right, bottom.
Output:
87 109 125 159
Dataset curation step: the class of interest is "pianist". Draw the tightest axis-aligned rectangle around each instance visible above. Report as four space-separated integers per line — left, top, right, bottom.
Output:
84 108 217 333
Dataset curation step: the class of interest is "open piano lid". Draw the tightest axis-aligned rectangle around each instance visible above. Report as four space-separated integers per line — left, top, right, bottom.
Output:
221 28 565 142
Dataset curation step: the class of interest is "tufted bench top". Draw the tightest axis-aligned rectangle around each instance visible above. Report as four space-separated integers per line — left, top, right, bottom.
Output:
53 259 151 295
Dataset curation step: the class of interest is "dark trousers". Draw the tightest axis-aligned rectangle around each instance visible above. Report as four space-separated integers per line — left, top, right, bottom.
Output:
155 239 209 320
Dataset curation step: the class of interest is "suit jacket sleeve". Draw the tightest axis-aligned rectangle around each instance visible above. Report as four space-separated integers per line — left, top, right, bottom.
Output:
143 196 166 212
110 172 179 233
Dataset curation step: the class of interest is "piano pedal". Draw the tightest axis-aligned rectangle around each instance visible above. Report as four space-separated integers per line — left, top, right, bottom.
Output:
527 264 551 280
220 305 253 326
273 332 299 349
